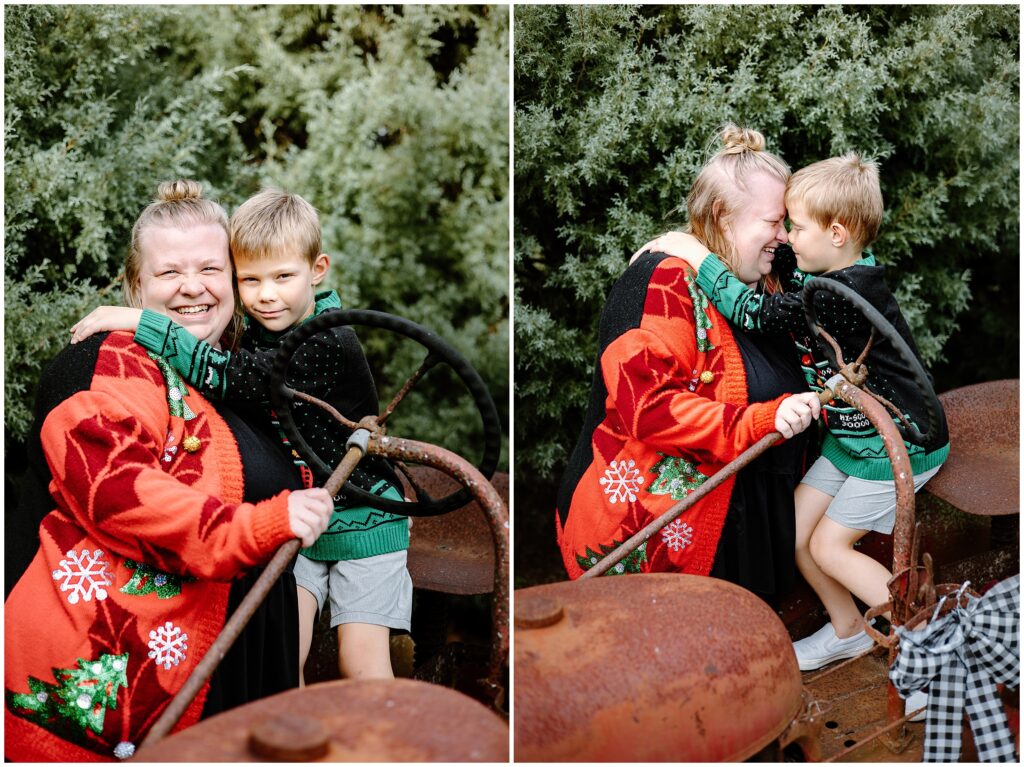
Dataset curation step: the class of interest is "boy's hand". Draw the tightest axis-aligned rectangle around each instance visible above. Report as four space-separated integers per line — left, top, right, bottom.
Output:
774 392 822 439
70 307 144 344
629 231 711 269
287 488 333 548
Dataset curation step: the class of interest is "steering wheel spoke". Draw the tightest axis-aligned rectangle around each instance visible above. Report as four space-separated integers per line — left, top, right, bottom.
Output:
864 384 915 433
291 388 361 430
379 352 443 426
393 459 438 505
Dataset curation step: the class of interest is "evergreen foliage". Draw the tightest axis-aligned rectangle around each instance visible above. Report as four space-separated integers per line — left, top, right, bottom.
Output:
515 4 1019 480
5 5 509 475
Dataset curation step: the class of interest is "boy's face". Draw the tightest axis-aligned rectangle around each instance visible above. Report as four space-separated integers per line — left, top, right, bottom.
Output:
235 250 330 332
786 198 838 274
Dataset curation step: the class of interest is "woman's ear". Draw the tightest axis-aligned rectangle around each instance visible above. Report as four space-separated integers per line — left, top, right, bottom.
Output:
311 253 330 285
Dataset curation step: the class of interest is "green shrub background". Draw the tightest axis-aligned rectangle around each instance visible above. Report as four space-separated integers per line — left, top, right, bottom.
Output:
514 4 1018 583
5 6 509 486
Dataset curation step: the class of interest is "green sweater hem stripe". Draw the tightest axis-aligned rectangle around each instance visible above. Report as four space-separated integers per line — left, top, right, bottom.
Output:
822 438 949 481
300 517 410 561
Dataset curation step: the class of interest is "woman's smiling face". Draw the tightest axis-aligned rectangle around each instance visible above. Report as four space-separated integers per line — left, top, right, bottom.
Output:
137 223 235 347
724 171 789 287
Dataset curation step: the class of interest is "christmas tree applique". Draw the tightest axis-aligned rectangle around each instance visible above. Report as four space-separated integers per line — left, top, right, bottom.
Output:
120 559 193 600
147 352 197 421
576 541 647 576
7 652 129 741
646 453 709 500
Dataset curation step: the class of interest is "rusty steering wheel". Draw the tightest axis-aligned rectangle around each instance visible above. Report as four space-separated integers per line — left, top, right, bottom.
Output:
270 309 502 516
802 278 943 448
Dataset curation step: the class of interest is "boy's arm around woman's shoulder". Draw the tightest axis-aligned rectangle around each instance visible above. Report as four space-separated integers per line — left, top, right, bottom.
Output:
134 310 354 405
695 253 808 335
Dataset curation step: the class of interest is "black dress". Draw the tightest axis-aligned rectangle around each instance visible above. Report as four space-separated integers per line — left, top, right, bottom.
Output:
709 321 816 605
200 401 303 717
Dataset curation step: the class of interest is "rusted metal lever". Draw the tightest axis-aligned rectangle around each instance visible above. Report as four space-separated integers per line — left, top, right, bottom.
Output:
140 435 370 750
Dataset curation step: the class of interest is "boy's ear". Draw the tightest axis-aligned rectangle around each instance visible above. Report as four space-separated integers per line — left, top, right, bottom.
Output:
830 222 849 248
311 253 330 285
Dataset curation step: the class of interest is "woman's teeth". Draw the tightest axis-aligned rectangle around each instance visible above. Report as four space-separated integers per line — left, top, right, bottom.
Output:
176 305 209 315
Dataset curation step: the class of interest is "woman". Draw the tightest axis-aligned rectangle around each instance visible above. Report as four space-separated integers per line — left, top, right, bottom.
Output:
556 125 820 602
4 181 333 761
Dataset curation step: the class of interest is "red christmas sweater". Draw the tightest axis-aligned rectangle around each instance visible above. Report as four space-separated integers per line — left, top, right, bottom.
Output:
4 333 295 762
557 255 790 578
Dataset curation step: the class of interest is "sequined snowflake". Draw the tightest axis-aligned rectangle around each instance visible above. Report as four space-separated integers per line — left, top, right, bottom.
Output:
599 459 643 504
661 519 695 552
148 622 189 670
52 549 113 605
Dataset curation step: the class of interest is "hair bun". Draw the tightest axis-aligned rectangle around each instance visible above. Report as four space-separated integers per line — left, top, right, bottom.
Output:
719 124 766 155
156 179 204 202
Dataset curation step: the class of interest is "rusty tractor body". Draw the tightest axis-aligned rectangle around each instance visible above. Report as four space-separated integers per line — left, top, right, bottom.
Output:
515 574 806 762
134 678 509 762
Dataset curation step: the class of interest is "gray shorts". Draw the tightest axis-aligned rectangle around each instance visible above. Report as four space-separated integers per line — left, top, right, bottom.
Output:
800 456 942 535
293 550 412 631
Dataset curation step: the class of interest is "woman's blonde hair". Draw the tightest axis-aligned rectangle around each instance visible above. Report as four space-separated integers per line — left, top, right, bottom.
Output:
123 180 243 347
686 124 790 291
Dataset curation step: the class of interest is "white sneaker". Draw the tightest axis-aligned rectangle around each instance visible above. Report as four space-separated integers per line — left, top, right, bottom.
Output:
903 689 927 722
793 622 875 671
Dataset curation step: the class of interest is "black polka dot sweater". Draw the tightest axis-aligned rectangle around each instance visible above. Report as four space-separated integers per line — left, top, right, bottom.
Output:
696 246 949 481
134 290 409 561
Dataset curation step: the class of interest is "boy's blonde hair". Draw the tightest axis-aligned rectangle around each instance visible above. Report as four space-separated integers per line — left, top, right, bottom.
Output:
686 124 791 291
124 179 229 308
785 153 884 250
230 188 322 265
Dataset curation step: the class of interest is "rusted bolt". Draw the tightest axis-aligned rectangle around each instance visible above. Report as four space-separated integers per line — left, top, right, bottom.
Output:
515 596 564 629
248 714 329 761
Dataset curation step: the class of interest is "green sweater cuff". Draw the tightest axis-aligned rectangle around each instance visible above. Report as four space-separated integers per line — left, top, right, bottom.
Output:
696 253 728 297
134 309 175 356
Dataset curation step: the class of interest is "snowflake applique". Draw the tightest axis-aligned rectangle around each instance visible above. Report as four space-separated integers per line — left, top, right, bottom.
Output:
148 622 189 670
52 549 113 605
661 519 694 552
599 459 644 504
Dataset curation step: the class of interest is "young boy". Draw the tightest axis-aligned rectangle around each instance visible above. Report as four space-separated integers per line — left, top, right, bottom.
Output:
70 189 412 684
652 154 948 703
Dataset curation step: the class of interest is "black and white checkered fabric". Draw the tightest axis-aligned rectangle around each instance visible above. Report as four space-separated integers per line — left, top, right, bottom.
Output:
890 574 1019 763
